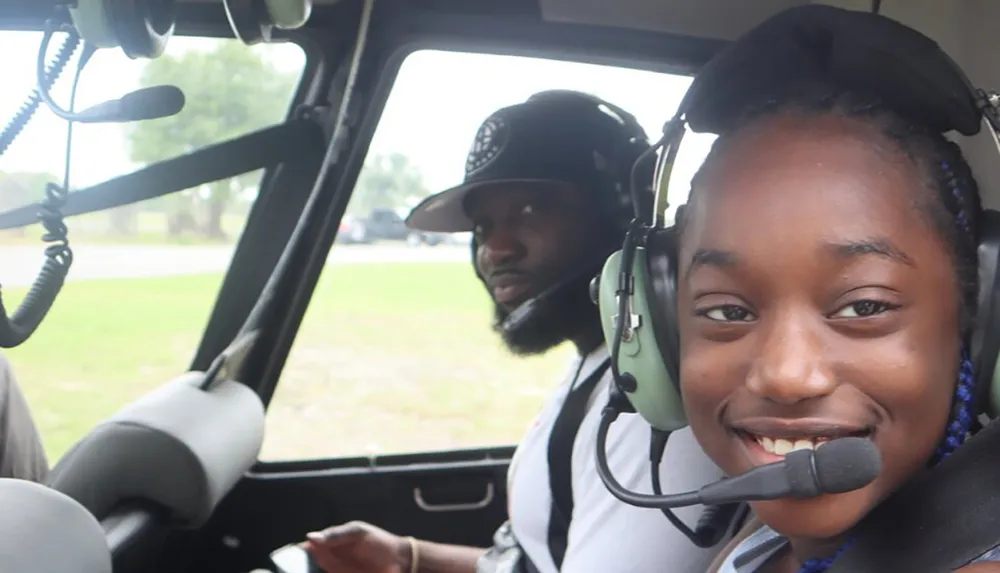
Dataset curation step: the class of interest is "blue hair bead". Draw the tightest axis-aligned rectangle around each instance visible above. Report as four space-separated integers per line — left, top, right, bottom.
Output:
934 351 975 461
798 538 855 573
942 160 971 234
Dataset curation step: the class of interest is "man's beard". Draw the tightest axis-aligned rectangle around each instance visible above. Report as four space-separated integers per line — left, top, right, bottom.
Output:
491 273 602 356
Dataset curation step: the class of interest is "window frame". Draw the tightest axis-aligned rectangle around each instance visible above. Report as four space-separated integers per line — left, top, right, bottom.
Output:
244 37 716 467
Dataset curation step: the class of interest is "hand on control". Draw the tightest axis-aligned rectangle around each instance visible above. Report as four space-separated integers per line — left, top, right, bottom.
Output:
303 521 412 573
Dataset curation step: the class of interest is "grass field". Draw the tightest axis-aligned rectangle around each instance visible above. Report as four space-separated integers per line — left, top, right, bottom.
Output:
3 262 573 463
0 211 248 247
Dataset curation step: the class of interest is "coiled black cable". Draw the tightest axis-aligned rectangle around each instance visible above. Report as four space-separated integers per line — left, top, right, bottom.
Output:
0 26 80 156
0 21 83 348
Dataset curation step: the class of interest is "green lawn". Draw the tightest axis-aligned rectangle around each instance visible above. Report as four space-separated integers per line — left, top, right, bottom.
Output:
3 262 573 463
0 211 247 247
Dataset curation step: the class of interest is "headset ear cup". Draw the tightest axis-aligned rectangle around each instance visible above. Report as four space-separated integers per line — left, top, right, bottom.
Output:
973 209 1000 417
266 0 312 29
224 0 271 45
222 0 312 47
109 0 175 59
598 248 687 431
630 147 657 224
69 0 122 49
646 230 682 381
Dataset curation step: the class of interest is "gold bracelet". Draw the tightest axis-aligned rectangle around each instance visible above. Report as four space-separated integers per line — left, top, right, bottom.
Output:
406 536 420 573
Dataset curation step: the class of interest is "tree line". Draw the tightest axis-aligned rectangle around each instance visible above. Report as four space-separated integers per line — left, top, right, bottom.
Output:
0 41 433 243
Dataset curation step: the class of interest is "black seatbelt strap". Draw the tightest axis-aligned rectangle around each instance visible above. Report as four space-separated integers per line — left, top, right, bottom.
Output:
544 356 611 570
828 417 1000 573
0 118 323 230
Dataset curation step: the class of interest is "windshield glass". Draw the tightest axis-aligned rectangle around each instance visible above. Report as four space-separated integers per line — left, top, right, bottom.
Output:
0 31 306 461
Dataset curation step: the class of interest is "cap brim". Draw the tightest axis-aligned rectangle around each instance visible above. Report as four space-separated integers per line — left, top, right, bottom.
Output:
404 179 567 233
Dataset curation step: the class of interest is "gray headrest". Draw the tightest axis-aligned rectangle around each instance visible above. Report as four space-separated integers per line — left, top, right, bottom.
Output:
47 372 265 528
0 478 111 573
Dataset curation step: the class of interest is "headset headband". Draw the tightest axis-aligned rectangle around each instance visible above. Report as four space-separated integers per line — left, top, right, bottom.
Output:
681 4 984 137
647 4 1000 229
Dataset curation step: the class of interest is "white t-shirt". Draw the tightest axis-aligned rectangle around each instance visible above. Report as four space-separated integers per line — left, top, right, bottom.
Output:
506 346 729 573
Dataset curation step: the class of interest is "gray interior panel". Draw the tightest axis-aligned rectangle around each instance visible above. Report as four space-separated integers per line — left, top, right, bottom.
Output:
46 372 265 528
536 0 1000 209
0 478 112 573
538 0 807 40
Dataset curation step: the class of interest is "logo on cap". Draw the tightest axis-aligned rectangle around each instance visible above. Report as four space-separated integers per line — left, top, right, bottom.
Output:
466 113 509 176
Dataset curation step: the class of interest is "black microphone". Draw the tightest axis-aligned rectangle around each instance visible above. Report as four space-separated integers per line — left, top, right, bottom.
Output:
500 254 611 333
73 86 186 123
697 438 882 506
596 408 882 509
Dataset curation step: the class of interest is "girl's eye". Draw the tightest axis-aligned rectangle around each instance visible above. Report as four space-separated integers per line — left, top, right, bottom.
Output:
831 299 896 319
699 305 756 323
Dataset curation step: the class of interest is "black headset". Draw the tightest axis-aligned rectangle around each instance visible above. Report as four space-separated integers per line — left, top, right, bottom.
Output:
464 90 660 345
469 90 657 259
63 0 312 59
523 90 656 230
66 0 175 59
223 0 312 45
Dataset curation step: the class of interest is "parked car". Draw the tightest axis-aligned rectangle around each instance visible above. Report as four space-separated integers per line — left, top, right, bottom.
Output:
406 230 446 246
336 214 370 244
407 230 474 247
364 208 410 241
336 209 413 244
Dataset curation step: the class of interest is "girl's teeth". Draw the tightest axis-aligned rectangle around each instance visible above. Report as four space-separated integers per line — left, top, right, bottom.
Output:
792 440 813 452
754 436 832 455
773 439 793 455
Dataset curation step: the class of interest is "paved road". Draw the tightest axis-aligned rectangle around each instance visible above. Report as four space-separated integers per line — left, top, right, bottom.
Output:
0 243 470 287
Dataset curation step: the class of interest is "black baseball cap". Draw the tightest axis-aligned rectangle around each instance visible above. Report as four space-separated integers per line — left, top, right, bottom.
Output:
405 91 647 233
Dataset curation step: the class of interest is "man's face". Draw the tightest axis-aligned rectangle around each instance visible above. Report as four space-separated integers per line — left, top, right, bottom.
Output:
466 182 610 355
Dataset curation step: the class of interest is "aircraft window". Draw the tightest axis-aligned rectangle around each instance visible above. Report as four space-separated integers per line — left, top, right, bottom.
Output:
0 31 306 462
259 49 717 461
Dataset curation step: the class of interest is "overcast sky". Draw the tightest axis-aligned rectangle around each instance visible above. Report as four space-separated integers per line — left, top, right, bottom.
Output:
0 32 715 217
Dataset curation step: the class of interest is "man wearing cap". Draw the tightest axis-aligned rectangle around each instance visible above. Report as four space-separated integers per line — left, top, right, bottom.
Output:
303 90 729 573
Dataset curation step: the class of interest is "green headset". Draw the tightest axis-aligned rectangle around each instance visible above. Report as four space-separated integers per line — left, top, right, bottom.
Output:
593 56 1000 439
594 116 691 432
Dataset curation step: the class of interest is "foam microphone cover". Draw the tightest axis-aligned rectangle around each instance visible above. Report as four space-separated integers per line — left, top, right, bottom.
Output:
815 437 883 494
784 437 882 498
117 85 186 121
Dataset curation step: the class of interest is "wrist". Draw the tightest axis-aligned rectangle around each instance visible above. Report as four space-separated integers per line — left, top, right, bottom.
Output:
399 535 420 573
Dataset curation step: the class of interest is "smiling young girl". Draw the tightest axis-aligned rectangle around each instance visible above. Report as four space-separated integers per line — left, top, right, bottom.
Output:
686 81 989 573
649 8 1000 573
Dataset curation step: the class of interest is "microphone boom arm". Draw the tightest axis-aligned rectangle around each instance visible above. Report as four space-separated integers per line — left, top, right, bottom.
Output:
595 400 882 510
596 405 703 509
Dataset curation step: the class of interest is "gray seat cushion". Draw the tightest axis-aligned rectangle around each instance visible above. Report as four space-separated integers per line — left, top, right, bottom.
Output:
0 478 111 573
47 372 265 527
